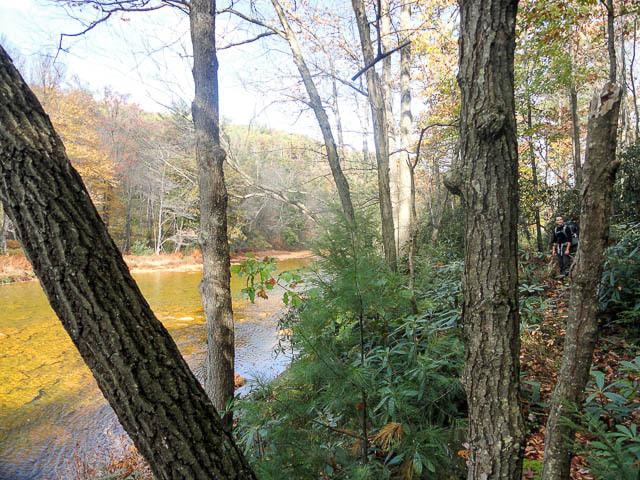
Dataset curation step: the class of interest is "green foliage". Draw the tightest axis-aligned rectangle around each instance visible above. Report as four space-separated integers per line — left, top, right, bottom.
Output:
232 254 303 306
614 143 640 223
599 223 640 326
236 213 466 479
578 358 640 479
129 241 153 256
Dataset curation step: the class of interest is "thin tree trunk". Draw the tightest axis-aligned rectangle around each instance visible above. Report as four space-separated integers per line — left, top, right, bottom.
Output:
156 163 165 255
397 2 413 255
122 185 133 253
542 82 622 480
271 0 356 226
527 90 544 252
630 19 639 140
445 0 524 477
329 58 347 160
569 80 582 189
190 0 235 427
607 0 617 83
0 204 6 254
351 0 397 270
0 44 256 480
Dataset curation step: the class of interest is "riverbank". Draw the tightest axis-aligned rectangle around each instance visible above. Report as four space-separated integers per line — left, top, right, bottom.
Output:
0 249 314 285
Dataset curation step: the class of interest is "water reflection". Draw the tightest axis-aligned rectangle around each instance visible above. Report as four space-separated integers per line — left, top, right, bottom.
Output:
0 258 309 480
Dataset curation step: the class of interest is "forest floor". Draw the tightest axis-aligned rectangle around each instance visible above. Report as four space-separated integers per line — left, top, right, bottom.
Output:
0 248 314 284
520 276 638 479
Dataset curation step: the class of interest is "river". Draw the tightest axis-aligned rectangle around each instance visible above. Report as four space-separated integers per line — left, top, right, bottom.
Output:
0 257 310 480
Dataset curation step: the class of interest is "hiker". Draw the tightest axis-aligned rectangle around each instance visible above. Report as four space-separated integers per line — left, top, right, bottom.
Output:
550 215 579 277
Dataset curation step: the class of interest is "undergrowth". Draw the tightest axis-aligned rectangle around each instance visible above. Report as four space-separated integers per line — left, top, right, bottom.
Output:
236 213 466 479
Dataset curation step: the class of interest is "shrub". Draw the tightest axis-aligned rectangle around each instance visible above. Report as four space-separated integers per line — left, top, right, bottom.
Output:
599 223 640 327
236 212 466 479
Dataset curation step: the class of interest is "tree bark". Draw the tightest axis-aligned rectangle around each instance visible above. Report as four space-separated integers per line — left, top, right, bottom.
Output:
397 2 413 255
527 90 544 252
0 44 256 480
542 82 622 480
631 19 639 140
569 80 582 189
351 0 397 270
190 0 236 427
271 0 356 227
0 204 6 254
445 0 524 477
607 0 617 83
122 184 133 253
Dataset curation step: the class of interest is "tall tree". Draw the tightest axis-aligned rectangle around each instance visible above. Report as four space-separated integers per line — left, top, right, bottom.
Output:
397 1 414 255
541 81 622 480
190 0 236 424
0 44 256 480
542 2 623 475
351 0 397 270
444 0 524 477
270 0 356 226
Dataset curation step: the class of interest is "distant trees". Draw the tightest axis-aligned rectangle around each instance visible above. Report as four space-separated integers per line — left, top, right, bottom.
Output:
0 43 257 480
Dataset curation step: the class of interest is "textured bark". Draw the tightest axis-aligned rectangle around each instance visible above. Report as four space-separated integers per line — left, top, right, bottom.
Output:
0 45 256 480
351 0 397 270
190 0 235 426
396 2 413 255
606 0 617 84
542 82 621 480
448 1 525 477
271 0 356 226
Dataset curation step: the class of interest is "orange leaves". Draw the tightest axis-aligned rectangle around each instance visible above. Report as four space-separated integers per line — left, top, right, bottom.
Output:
32 85 115 207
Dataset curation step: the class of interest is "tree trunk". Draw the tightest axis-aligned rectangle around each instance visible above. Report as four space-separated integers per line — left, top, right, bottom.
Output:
527 91 544 252
397 2 413 255
271 0 356 227
122 185 133 253
569 81 582 189
630 19 639 140
542 82 622 480
0 204 6 254
607 0 616 83
445 0 524 477
190 0 236 427
0 44 256 480
351 0 397 270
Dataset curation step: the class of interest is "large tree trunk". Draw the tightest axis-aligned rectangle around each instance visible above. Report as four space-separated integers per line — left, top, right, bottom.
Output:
445 0 524 477
190 0 236 426
271 0 356 226
351 0 397 270
542 82 622 480
0 44 256 480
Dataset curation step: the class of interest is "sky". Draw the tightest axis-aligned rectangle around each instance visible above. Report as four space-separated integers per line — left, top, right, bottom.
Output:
0 0 328 138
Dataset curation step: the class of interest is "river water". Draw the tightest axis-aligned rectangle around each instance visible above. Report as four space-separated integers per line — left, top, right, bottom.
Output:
0 257 309 480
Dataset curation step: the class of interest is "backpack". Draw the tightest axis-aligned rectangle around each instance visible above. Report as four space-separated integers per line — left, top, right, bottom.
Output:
566 221 579 247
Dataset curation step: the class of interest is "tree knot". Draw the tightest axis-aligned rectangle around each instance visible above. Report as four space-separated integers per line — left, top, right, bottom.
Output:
475 107 506 140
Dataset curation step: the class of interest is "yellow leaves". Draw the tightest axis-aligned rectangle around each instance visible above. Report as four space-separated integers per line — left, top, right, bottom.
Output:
372 421 404 451
32 85 115 206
